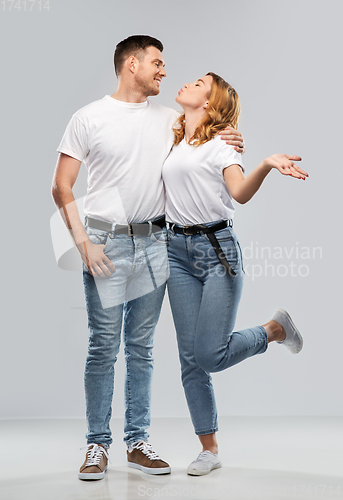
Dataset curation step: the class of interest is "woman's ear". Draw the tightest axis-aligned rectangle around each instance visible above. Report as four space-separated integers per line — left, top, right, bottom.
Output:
204 101 209 109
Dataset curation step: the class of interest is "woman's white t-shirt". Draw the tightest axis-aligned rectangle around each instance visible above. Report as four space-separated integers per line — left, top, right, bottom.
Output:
163 134 244 225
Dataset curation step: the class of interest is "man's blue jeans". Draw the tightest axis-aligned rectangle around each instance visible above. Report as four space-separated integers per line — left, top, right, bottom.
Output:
167 222 268 436
83 225 168 447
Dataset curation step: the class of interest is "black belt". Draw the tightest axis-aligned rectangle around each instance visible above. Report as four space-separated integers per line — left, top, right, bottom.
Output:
85 216 166 236
171 220 236 276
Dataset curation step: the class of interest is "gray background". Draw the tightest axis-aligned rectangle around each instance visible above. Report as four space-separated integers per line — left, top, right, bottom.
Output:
1 0 342 420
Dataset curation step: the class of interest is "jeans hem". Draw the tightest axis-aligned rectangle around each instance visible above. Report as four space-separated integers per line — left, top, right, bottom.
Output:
226 326 268 365
195 427 218 436
125 436 149 446
86 440 111 449
259 326 269 352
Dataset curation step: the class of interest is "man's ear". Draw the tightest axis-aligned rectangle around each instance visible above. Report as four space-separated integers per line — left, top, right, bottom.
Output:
127 56 137 74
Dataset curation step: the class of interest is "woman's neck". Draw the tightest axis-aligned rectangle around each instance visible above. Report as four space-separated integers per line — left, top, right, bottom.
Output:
184 109 207 143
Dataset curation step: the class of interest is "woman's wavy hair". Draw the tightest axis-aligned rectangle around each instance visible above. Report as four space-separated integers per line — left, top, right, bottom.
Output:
173 72 241 147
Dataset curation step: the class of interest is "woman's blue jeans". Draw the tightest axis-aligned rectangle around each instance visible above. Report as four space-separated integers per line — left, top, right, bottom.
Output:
167 222 268 436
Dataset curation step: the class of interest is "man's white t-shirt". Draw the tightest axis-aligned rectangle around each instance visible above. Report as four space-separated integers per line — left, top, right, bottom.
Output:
57 96 179 224
163 135 244 226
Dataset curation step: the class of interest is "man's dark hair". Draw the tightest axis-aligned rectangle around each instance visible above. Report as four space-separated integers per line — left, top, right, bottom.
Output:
114 35 163 77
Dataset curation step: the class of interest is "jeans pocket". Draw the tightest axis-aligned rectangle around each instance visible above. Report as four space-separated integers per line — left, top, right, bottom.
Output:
86 228 111 252
219 238 240 273
205 226 232 243
150 227 168 244
82 229 112 275
166 228 176 244
236 240 245 273
214 228 244 274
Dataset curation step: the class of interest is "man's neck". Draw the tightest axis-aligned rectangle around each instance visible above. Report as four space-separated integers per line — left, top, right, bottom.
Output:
111 82 148 104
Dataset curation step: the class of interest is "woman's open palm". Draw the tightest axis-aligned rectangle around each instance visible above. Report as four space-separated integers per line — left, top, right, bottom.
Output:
265 154 308 180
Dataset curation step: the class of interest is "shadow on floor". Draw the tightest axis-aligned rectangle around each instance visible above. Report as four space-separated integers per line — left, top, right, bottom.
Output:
1 466 343 500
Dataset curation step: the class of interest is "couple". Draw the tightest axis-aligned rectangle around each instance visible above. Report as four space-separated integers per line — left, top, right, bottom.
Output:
52 35 307 479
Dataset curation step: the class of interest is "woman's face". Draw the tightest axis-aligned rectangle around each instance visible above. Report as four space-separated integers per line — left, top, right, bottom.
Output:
176 75 213 111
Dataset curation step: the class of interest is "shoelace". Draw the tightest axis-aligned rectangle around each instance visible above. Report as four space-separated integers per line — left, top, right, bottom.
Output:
131 441 161 460
195 450 217 463
81 443 110 467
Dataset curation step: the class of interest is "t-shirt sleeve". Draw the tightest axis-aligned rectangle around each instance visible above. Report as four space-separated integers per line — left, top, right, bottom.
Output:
56 114 89 162
215 142 245 175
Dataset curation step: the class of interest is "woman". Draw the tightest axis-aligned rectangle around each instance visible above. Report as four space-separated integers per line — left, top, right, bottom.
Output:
163 73 308 476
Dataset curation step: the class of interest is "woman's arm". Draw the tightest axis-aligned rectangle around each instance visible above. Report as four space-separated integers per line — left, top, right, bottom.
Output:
223 154 308 204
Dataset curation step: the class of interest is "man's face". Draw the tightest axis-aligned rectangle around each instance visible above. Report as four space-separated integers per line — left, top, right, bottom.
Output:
134 46 166 97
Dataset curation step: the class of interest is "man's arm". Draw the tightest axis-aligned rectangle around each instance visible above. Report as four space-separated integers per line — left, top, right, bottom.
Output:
51 153 115 277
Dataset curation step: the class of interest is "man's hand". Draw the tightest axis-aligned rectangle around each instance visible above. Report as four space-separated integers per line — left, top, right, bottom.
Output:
78 239 116 277
219 126 245 153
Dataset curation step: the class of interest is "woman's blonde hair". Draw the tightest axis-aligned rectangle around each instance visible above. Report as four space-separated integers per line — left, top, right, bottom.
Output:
173 72 241 147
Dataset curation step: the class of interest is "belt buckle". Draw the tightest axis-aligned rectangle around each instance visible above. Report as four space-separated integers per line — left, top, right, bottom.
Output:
147 220 152 237
183 225 193 236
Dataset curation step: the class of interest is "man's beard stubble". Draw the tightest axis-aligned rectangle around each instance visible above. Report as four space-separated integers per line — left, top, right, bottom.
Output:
135 73 160 98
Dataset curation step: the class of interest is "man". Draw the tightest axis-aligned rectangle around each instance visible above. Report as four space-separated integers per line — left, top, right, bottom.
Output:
51 35 244 480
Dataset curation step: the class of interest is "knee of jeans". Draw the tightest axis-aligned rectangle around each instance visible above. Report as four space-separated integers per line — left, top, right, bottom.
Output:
194 349 221 373
181 363 207 388
87 333 119 363
124 344 153 361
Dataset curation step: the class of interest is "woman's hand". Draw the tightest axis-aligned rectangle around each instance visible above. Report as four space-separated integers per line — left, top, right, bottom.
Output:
262 154 309 180
224 154 309 205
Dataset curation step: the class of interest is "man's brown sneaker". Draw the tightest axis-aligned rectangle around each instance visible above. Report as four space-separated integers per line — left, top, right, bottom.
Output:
78 443 109 480
127 441 171 475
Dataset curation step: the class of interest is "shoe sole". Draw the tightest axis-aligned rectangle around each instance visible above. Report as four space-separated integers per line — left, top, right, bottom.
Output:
275 308 303 354
128 461 171 475
187 462 222 476
78 465 107 480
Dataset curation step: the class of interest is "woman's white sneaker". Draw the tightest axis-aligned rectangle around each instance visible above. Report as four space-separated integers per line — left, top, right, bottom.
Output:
187 450 222 476
273 308 303 354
